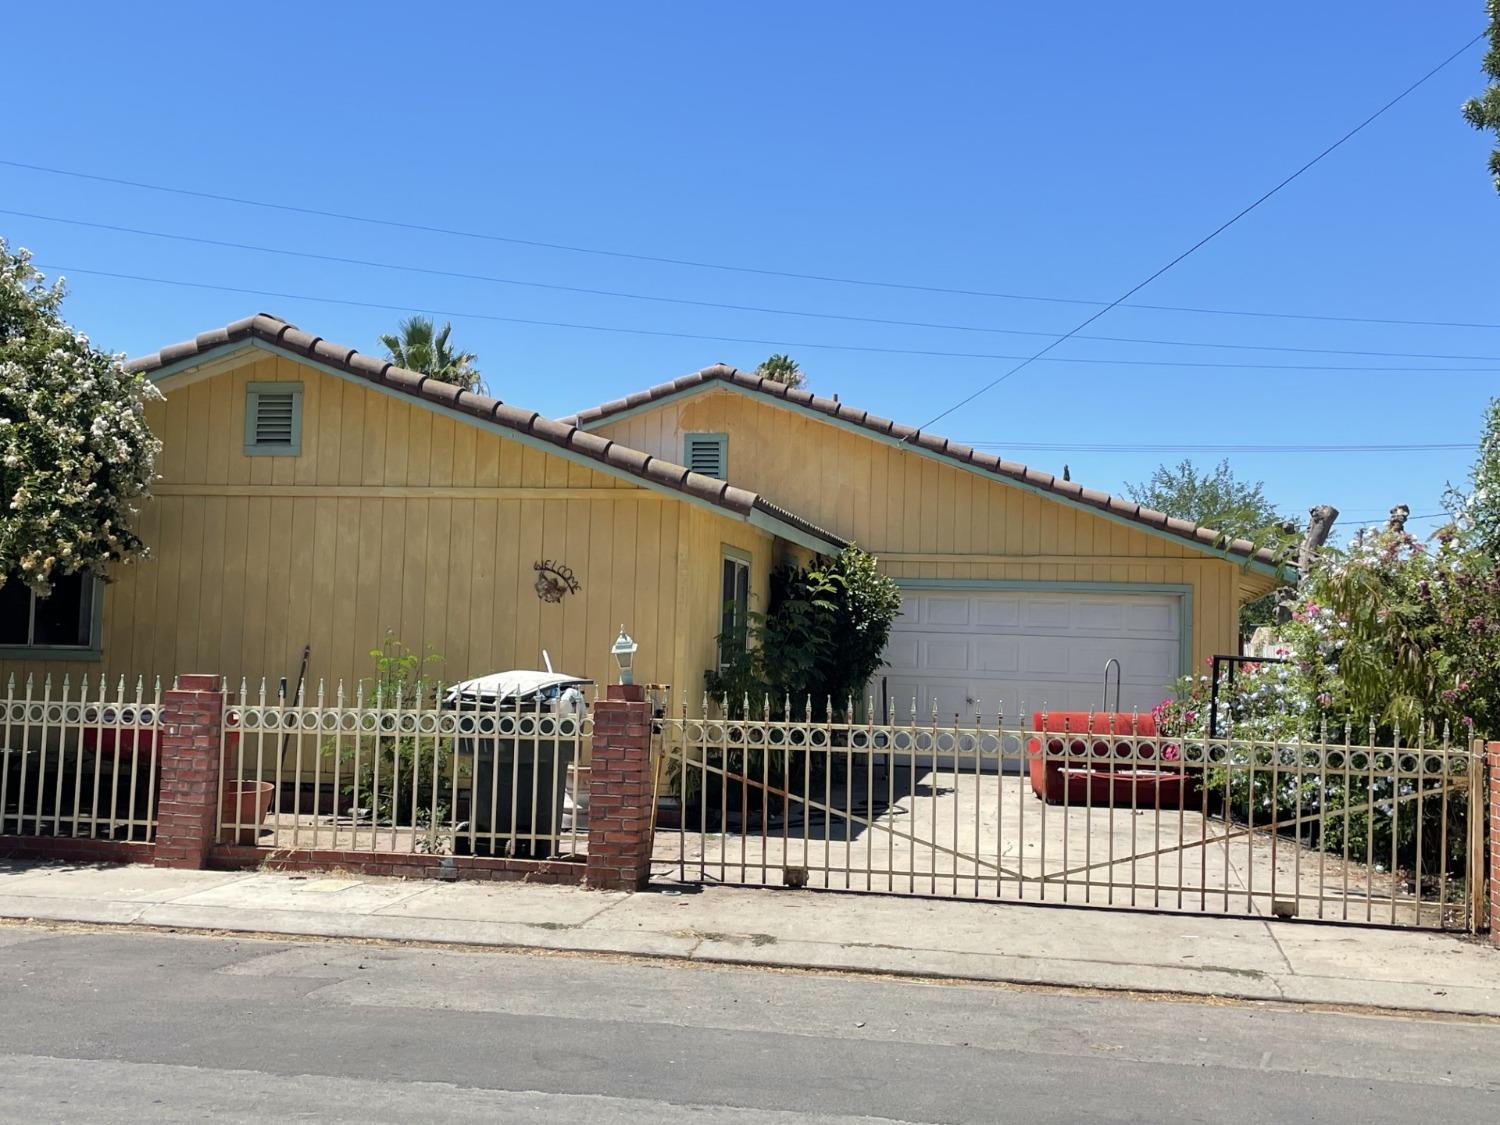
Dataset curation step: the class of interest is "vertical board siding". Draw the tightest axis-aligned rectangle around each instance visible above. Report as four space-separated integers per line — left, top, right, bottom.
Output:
591 389 1261 665
1 358 773 713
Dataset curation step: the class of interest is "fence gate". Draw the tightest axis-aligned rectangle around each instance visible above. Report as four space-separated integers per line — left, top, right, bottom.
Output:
655 704 1487 931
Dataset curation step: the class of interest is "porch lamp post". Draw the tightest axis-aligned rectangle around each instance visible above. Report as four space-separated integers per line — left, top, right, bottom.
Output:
611 626 639 686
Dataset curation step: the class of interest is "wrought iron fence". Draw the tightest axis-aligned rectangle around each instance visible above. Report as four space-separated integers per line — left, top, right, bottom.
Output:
221 680 593 860
0 674 162 843
657 698 1487 932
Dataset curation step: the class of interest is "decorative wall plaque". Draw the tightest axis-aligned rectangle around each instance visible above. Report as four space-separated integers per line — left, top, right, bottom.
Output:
533 560 581 603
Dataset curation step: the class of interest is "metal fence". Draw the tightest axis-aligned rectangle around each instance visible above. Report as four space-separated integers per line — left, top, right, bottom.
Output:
0 675 162 843
657 700 1487 932
221 681 593 860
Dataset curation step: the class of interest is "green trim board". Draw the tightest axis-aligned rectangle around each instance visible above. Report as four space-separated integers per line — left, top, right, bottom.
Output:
148 340 842 554
889 578 1194 691
576 380 1283 580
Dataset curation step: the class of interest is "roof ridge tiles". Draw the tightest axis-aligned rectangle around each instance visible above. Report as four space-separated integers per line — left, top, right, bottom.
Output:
563 364 1282 568
125 315 845 551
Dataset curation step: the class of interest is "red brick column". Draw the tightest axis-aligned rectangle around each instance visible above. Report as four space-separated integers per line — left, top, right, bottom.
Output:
153 675 225 870
586 685 656 891
1489 742 1499 944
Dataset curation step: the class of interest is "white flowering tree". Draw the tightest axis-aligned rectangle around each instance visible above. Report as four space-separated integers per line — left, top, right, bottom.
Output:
0 241 160 594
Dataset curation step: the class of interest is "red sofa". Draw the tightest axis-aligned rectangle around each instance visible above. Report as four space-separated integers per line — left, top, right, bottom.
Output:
1027 711 1192 807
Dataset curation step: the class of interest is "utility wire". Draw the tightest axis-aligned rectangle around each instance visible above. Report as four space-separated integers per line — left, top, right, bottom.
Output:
36 262 1500 375
958 441 1471 454
8 207 1500 364
3 156 1498 331
909 31 1487 433
1345 510 1447 526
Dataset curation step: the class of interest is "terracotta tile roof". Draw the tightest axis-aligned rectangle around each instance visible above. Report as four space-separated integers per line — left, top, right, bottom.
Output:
565 365 1282 568
125 315 846 550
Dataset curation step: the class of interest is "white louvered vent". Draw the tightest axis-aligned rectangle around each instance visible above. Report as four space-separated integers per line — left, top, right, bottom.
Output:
685 434 727 480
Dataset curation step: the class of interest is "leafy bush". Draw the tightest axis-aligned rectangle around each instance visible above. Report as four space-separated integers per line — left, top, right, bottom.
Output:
707 546 902 720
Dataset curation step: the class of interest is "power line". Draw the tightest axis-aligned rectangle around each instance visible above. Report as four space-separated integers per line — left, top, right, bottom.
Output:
8 207 1500 364
1345 510 1448 526
910 30 1488 433
958 441 1471 454
3 158 1498 332
37 262 1500 375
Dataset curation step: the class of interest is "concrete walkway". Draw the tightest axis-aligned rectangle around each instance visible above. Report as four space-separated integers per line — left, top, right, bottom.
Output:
0 858 1496 1017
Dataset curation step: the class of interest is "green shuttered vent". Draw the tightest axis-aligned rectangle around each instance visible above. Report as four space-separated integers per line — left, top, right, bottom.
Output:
245 382 303 455
685 433 727 480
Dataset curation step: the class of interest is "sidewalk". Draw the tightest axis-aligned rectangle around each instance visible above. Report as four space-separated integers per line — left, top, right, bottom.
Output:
1 857 1496 1017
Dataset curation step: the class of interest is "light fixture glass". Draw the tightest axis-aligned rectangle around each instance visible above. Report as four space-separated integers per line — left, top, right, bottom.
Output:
610 625 639 685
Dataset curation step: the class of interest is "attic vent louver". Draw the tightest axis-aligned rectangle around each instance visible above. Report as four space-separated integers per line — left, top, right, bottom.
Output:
245 383 304 455
684 433 727 480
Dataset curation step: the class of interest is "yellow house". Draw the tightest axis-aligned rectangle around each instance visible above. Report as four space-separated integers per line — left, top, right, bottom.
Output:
0 319 1280 720
0 316 844 702
568 365 1283 718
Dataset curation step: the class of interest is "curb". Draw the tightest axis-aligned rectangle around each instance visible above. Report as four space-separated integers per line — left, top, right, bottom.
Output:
2 900 1495 1021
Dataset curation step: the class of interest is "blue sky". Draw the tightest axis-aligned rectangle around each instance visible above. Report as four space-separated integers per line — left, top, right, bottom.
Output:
5 2 1497 538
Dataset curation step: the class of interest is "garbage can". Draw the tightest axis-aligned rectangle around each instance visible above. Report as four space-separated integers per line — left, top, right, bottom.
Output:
460 722 574 858
445 670 590 860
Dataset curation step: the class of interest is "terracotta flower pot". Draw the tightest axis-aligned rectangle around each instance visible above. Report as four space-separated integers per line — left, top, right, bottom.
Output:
220 780 275 845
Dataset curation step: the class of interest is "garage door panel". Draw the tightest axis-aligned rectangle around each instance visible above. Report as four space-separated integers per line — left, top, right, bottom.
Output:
925 597 974 626
1069 640 1177 680
883 636 920 671
974 599 1020 628
974 638 1019 673
883 588 1182 722
1021 645 1073 676
922 640 971 671
1124 601 1178 634
1021 600 1073 629
1072 601 1124 631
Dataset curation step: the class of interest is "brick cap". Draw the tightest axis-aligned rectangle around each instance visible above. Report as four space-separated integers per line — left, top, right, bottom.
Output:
175 674 223 692
606 684 647 702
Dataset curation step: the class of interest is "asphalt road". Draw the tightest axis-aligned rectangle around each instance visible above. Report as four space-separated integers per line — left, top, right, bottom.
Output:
0 923 1496 1124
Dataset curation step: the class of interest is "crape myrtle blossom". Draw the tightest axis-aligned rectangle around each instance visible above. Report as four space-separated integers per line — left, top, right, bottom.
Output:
0 241 160 594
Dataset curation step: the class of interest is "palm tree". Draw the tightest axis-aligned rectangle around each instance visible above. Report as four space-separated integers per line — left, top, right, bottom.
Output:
379 316 485 393
756 353 806 388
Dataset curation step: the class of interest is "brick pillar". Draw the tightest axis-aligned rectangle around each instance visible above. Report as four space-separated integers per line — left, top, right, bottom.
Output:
1489 742 1499 944
586 684 655 891
153 675 225 870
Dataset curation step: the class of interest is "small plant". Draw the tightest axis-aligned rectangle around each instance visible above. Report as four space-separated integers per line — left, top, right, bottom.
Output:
324 633 466 849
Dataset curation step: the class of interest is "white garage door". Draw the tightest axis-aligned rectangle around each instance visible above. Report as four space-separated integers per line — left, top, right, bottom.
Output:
881 588 1182 722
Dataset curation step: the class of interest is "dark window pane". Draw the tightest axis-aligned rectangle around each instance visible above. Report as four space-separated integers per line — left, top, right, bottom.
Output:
721 560 736 641
734 564 749 626
0 581 30 645
32 572 92 647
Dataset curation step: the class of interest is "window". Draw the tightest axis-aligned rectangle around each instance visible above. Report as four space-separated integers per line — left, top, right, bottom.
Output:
684 433 728 480
245 382 304 455
0 571 99 653
719 550 751 669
